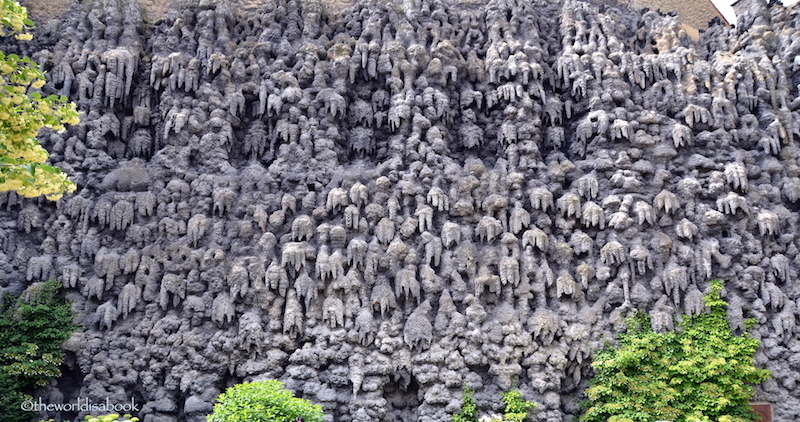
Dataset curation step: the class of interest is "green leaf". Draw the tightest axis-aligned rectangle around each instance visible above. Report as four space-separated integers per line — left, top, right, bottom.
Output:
40 165 61 174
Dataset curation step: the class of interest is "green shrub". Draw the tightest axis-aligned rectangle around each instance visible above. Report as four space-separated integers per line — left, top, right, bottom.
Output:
1 280 76 422
207 380 324 422
581 280 771 422
501 390 536 422
451 387 479 422
451 387 535 422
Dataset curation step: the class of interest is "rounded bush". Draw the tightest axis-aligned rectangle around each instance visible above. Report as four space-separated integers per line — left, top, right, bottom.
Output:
207 380 324 422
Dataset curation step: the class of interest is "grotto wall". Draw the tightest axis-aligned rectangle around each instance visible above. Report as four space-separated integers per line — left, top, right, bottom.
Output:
1 0 800 421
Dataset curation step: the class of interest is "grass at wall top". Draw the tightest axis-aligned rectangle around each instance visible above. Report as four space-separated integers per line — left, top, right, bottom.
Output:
581 280 771 422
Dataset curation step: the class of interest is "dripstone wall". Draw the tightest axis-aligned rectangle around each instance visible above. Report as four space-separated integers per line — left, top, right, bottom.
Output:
1 0 799 421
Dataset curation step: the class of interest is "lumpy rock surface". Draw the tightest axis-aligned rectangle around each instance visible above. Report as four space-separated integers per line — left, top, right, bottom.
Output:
2 0 800 421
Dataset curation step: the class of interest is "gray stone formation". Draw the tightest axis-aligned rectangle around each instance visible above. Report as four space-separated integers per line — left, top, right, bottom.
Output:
1 0 799 420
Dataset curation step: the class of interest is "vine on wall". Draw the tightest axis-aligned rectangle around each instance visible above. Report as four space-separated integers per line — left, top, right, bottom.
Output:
0 280 77 422
581 280 771 422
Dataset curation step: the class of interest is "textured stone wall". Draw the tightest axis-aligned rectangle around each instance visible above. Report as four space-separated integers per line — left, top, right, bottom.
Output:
632 0 727 26
1 0 799 421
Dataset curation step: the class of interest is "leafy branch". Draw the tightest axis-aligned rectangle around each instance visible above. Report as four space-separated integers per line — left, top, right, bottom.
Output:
581 280 771 422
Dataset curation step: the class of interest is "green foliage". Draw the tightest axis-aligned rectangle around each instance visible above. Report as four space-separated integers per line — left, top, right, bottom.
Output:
581 280 771 422
451 387 535 422
0 0 79 200
451 387 479 422
207 380 325 422
501 390 536 422
0 280 77 422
